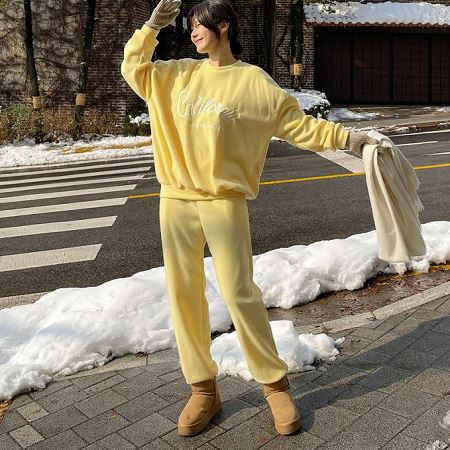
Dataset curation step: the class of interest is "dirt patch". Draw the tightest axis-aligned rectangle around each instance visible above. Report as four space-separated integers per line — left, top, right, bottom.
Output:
266 264 450 327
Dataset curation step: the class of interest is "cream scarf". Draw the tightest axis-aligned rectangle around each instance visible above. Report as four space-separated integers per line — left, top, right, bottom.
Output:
361 130 427 262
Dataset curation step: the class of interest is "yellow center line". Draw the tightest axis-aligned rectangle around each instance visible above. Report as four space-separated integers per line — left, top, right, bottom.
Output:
128 161 450 199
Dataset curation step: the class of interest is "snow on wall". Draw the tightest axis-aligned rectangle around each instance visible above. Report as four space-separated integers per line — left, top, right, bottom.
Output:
304 1 450 26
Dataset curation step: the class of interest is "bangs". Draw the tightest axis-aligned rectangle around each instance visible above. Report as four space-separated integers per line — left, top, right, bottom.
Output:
187 3 220 34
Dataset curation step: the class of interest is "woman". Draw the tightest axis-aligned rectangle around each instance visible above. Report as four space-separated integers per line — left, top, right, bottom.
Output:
121 0 375 437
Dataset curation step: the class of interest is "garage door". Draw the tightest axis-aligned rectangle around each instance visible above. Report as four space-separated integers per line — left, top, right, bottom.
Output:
315 28 450 104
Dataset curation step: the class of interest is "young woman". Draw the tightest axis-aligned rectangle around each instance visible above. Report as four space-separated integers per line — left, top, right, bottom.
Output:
121 0 375 438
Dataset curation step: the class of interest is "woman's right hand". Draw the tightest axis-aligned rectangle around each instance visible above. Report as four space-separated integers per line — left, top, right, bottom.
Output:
146 0 182 31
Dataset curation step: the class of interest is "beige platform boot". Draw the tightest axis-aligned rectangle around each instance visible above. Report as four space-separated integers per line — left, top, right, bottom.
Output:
263 375 302 435
177 376 222 436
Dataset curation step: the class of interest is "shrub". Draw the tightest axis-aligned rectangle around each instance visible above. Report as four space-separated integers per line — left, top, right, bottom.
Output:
0 104 36 143
0 104 120 143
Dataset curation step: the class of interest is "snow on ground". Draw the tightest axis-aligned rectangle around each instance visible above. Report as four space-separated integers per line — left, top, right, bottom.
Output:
129 113 149 124
424 106 450 113
0 136 153 168
440 410 450 430
212 321 343 381
328 107 381 122
0 221 448 400
426 440 450 450
285 88 329 113
304 1 450 26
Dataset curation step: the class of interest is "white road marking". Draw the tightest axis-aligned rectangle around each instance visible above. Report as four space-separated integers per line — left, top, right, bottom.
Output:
428 151 450 156
0 161 152 178
0 244 102 272
0 291 48 309
0 155 153 172
0 167 149 186
0 175 145 194
0 197 127 218
316 149 364 173
0 185 137 204
392 129 450 137
395 140 438 147
0 216 117 238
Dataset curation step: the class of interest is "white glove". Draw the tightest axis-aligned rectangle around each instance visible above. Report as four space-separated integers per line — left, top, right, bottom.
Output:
347 131 379 158
145 0 182 31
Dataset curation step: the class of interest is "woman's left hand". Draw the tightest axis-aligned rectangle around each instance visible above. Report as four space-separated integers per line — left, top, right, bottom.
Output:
347 131 379 157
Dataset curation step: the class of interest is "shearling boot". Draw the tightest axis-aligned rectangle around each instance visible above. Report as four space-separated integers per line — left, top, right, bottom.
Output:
177 376 222 436
263 375 302 435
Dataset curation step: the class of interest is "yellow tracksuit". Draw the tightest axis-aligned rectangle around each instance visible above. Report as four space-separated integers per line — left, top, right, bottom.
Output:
121 24 349 384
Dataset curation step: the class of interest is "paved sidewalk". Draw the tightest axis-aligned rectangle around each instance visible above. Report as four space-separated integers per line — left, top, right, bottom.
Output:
1 293 449 449
337 105 450 132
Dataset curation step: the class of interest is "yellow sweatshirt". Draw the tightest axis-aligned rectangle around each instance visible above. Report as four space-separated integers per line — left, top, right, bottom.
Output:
121 25 350 201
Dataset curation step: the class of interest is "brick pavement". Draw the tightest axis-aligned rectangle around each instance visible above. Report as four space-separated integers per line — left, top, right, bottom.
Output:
1 294 449 450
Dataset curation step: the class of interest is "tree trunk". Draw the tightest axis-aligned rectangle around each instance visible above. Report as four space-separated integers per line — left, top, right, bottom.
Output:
24 0 44 143
262 0 275 76
252 3 259 66
74 0 96 140
292 0 304 91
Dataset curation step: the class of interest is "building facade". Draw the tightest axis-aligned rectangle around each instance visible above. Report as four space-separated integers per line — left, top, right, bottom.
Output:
302 0 450 105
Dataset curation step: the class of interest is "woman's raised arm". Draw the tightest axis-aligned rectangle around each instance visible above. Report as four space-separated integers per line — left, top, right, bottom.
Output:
120 0 182 102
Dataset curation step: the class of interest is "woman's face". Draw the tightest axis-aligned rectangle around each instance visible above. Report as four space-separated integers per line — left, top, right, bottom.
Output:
190 17 220 54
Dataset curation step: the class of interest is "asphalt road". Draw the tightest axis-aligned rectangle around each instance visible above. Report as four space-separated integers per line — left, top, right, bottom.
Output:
0 128 449 298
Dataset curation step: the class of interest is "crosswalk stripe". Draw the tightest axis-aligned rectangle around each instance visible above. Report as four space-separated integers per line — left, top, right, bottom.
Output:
0 185 137 204
0 175 146 194
0 291 48 309
0 197 127 218
0 159 153 178
0 155 153 173
0 244 102 272
316 149 364 173
0 216 117 238
0 167 149 186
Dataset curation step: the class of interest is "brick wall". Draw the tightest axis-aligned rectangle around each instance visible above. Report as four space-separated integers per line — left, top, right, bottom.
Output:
88 0 151 128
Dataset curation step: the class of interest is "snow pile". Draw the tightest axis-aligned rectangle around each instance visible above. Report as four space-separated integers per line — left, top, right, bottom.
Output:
304 1 450 26
424 106 450 113
328 107 381 122
211 320 343 381
0 136 153 168
0 221 448 400
285 88 330 113
128 113 150 124
439 410 450 430
425 440 450 450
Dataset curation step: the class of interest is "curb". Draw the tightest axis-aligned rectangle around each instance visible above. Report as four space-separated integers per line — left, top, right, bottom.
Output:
52 280 450 381
311 280 450 333
346 121 450 136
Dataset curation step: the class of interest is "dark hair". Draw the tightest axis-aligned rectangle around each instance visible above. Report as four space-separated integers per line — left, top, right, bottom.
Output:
187 0 244 59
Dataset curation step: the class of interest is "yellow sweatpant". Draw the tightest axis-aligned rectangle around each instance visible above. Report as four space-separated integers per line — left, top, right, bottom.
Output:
159 195 289 385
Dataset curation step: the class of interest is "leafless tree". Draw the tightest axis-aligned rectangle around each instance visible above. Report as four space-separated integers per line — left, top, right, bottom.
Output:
24 0 44 142
73 0 97 139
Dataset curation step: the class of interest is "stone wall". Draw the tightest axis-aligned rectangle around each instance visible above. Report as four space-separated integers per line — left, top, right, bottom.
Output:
0 0 84 107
